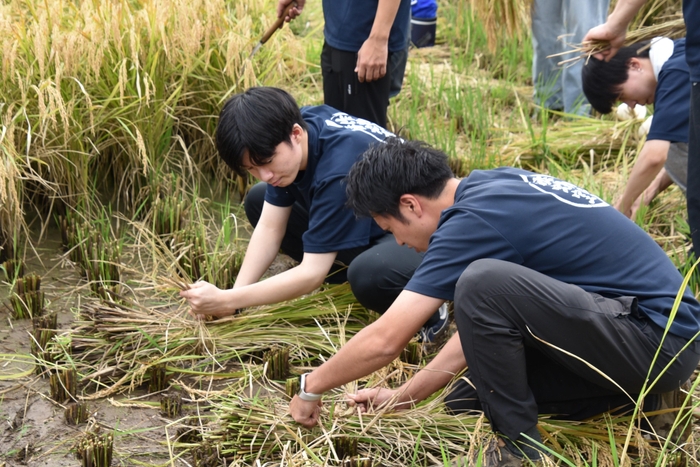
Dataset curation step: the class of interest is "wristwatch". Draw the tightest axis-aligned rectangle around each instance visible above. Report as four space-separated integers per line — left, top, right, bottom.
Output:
298 373 322 401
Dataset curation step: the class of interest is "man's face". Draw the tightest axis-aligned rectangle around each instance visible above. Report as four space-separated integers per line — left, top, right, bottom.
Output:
617 60 657 108
372 212 433 253
241 138 303 188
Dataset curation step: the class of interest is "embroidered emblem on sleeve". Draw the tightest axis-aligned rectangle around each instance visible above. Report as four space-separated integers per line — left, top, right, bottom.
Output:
519 174 609 208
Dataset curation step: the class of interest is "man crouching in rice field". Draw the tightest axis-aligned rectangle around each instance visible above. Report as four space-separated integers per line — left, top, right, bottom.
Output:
289 137 700 466
582 37 691 219
180 87 448 341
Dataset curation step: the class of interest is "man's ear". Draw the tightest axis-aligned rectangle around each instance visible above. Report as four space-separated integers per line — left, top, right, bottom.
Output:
627 57 643 72
399 194 422 216
291 123 303 142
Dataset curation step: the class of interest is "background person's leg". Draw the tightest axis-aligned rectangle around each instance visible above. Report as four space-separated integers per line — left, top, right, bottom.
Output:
561 0 610 115
321 42 391 128
531 0 563 110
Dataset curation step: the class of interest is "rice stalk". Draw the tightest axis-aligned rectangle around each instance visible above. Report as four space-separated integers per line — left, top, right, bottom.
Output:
67 284 370 398
75 430 113 467
30 311 57 375
65 402 90 425
467 0 530 53
50 368 78 404
500 114 639 171
10 272 45 319
160 391 183 418
564 17 685 67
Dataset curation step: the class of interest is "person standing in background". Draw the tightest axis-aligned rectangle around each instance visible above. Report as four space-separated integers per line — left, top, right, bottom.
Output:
584 0 700 255
532 0 610 115
277 0 411 129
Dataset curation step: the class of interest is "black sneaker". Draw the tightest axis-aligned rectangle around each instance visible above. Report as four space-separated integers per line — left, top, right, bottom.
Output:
418 303 449 343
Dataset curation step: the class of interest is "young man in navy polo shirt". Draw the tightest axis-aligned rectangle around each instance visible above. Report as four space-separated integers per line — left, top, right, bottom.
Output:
583 0 700 254
582 38 690 218
289 138 700 465
180 87 447 341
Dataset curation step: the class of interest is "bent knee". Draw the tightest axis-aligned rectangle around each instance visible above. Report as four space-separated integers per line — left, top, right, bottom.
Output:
456 258 512 291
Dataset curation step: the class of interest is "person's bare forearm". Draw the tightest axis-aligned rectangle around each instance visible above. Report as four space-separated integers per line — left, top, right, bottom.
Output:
394 333 467 404
235 203 291 288
606 0 649 32
356 0 401 81
230 253 336 308
302 292 443 394
617 140 670 216
369 0 401 42
234 227 284 288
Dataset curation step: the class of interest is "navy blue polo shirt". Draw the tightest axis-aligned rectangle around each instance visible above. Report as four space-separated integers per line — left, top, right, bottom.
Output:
322 0 411 53
406 168 700 341
648 39 691 143
264 106 389 253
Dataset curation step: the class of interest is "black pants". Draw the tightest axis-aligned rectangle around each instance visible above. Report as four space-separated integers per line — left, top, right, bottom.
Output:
447 259 700 449
687 82 700 250
244 183 423 312
321 42 392 129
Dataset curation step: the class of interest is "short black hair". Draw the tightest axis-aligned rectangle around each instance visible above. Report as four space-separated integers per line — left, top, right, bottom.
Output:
215 87 308 177
581 41 651 114
345 137 454 221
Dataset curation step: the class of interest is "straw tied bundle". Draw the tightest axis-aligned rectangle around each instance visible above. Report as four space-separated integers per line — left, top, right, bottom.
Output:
66 284 373 398
556 18 686 67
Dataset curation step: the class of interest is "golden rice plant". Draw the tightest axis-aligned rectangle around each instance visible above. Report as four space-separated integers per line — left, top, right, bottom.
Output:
468 0 530 53
0 130 25 264
1 0 312 245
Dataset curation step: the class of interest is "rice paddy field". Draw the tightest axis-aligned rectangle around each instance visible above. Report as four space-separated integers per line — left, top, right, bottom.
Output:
0 0 699 466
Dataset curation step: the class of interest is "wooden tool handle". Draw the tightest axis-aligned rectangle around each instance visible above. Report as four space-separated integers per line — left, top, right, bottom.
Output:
260 2 296 45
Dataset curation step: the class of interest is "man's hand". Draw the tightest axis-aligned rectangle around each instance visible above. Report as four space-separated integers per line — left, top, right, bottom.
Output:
356 37 388 82
180 281 230 318
289 395 322 428
614 198 633 219
583 23 627 61
277 0 305 21
346 387 411 413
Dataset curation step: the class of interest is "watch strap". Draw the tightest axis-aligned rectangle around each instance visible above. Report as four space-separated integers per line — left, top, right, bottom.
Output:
298 373 322 401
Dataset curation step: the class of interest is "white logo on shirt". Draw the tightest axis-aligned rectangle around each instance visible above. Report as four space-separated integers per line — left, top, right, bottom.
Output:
519 174 609 208
325 112 394 142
